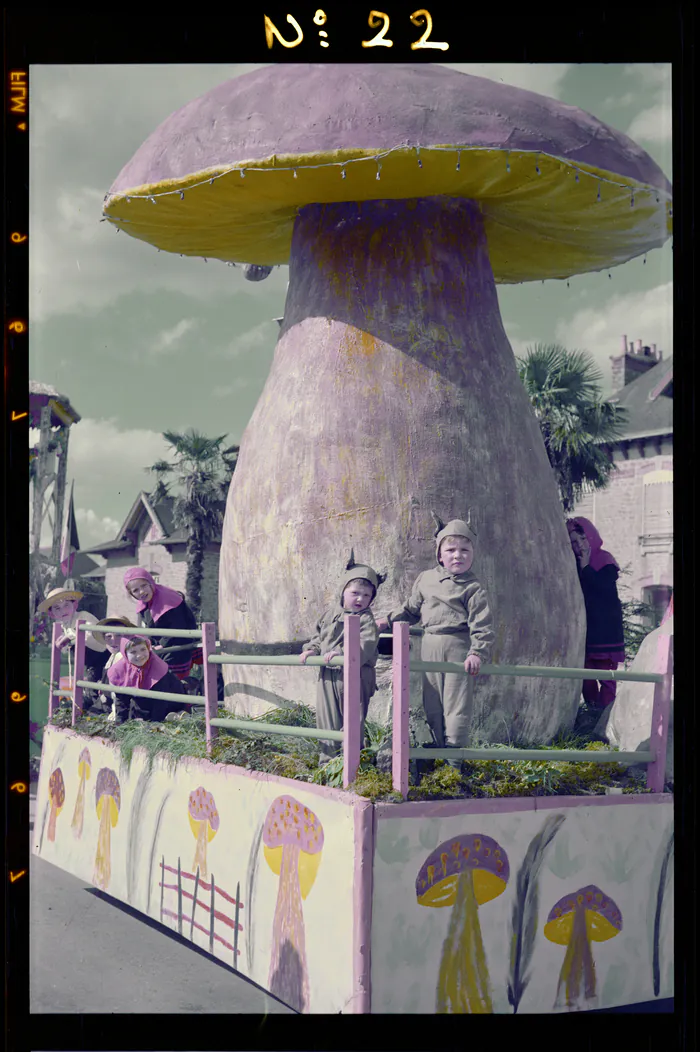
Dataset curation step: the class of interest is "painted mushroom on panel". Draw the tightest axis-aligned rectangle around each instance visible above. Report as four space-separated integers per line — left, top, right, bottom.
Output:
71 747 92 839
263 795 324 1013
47 767 65 842
188 787 220 879
94 768 121 891
417 833 510 1013
103 63 672 739
544 884 622 1011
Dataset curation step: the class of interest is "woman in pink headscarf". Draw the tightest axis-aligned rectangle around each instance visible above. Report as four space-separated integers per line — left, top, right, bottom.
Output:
123 568 198 680
107 635 189 723
567 517 625 709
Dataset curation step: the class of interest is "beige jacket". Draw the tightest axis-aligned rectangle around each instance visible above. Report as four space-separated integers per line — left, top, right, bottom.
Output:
303 606 379 668
387 567 494 660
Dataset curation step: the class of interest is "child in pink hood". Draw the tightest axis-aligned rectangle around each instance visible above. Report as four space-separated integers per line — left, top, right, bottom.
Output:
567 517 625 709
123 568 198 680
107 635 189 723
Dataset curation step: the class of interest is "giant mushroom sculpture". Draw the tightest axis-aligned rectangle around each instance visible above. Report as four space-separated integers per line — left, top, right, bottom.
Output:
417 833 510 1013
103 64 672 739
544 884 622 1011
188 787 220 878
47 767 65 842
71 747 92 839
94 768 121 891
262 795 324 1013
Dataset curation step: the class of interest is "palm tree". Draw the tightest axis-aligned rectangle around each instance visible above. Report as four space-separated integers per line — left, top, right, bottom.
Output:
146 429 239 620
517 344 629 514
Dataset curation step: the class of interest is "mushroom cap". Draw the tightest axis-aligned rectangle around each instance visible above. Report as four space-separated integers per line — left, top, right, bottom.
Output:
188 786 220 835
263 795 324 853
104 64 671 283
544 884 622 944
48 767 65 808
78 747 92 777
95 767 121 820
263 796 324 899
416 833 509 908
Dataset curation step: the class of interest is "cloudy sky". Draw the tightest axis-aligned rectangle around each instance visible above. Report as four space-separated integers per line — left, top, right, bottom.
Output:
29 62 672 552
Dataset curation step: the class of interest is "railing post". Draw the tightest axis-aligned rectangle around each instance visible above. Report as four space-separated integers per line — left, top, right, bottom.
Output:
343 613 361 789
49 621 62 719
646 631 674 793
392 622 410 798
202 622 219 755
72 619 86 725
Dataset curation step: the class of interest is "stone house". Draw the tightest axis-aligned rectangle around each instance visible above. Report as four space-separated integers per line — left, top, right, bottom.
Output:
80 492 222 624
571 336 673 626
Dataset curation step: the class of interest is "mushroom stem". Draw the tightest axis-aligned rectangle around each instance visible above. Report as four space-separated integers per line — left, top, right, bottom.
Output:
47 800 58 842
71 771 86 839
221 197 583 732
268 842 309 1013
556 903 596 1010
437 869 492 1013
193 820 209 878
93 801 112 890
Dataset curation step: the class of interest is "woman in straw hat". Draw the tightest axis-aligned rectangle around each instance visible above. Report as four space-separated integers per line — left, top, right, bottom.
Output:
38 583 110 710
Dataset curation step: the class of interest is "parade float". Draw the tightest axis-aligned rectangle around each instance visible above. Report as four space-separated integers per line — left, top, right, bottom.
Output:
33 64 674 1014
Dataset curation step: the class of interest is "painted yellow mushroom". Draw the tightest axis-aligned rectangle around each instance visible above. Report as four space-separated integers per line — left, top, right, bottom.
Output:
417 833 510 1013
71 747 91 839
188 786 220 878
93 768 120 890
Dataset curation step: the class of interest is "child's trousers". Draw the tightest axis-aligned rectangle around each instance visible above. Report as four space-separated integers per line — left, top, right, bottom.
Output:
316 665 376 760
421 632 474 748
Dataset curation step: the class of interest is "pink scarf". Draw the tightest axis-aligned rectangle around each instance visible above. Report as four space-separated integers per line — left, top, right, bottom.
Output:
123 566 185 621
568 517 619 571
107 637 169 691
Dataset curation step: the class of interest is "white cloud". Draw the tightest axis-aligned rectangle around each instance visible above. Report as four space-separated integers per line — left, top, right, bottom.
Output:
627 102 673 145
221 320 278 359
212 377 254 398
69 418 171 479
440 63 572 99
75 507 121 546
150 318 196 355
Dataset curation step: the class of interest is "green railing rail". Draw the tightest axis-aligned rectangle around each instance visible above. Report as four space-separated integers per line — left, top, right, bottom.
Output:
51 613 673 796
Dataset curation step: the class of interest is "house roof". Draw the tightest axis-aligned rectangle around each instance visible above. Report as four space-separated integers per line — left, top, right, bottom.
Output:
37 547 100 578
609 357 673 441
80 491 224 556
29 381 81 427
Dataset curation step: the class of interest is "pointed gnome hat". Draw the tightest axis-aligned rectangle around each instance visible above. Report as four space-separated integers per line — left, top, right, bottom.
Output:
339 549 386 601
433 510 478 563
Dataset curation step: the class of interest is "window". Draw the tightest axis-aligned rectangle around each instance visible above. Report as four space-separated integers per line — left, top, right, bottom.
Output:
642 470 673 538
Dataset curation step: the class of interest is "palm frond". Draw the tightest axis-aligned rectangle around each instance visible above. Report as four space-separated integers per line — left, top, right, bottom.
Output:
507 812 566 1013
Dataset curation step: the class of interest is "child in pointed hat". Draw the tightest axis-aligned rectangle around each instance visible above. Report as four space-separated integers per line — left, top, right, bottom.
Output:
300 552 386 763
377 512 494 760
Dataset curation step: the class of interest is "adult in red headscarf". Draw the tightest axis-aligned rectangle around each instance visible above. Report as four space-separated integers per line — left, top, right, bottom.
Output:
123 568 198 680
107 636 189 723
567 517 625 709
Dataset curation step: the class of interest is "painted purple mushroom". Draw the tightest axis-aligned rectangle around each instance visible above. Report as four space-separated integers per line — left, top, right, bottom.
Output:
103 65 672 737
544 884 622 1011
71 747 92 839
94 768 121 890
262 795 324 1013
417 833 510 1013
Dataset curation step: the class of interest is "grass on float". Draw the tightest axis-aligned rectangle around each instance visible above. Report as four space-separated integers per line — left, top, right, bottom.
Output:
49 706 652 799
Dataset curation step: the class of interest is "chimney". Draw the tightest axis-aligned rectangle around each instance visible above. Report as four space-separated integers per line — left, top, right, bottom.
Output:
610 335 662 392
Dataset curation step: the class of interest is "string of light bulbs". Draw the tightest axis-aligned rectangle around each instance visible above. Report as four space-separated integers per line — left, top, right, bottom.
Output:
101 142 673 212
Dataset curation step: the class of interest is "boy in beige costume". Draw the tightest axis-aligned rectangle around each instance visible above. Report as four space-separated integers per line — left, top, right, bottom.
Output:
301 554 385 762
378 514 494 755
